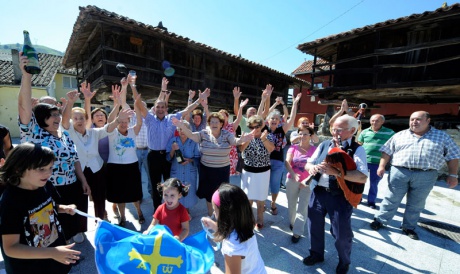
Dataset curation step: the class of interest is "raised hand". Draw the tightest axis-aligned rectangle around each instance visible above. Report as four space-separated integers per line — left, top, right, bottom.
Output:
240 98 249 108
294 93 302 104
260 129 269 140
340 99 348 113
171 117 182 127
241 131 255 143
199 88 211 101
201 98 208 107
275 96 283 104
120 77 128 88
118 108 134 121
189 90 196 100
127 73 136 85
232 87 241 99
18 52 31 76
262 84 274 99
161 77 169 91
80 82 95 100
66 90 80 103
110 85 121 105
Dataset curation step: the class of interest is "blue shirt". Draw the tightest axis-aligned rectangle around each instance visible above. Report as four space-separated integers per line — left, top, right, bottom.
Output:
144 112 183 150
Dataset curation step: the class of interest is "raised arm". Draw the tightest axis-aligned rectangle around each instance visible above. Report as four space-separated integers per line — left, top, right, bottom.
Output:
118 77 130 110
329 99 348 129
282 93 302 133
108 85 122 123
232 87 241 115
133 95 143 135
61 90 80 130
201 98 211 120
18 52 33 124
80 82 96 129
232 98 248 131
172 117 201 143
182 90 197 119
181 88 210 117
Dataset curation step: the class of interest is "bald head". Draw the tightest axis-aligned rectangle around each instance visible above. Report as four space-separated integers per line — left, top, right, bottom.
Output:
370 114 385 132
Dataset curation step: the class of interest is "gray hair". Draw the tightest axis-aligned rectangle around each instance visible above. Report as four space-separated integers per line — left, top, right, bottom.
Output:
336 115 359 134
267 110 281 121
371 114 385 122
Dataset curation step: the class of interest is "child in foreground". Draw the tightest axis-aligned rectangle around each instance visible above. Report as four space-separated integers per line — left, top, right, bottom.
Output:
143 178 190 241
202 184 266 274
0 143 81 274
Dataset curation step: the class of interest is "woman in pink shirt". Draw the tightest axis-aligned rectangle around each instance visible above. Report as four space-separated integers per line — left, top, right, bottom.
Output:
285 125 316 243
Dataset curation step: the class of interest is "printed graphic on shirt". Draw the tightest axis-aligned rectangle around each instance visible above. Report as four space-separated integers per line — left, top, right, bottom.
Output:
25 198 61 248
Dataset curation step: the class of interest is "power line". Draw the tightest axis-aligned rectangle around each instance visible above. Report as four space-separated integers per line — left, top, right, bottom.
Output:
261 0 367 62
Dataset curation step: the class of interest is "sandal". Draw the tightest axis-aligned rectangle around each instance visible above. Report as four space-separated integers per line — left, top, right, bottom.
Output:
270 206 278 215
138 214 145 224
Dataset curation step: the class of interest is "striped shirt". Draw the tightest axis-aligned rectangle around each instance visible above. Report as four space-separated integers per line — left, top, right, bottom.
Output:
358 126 395 164
129 114 148 148
198 129 237 168
380 127 460 170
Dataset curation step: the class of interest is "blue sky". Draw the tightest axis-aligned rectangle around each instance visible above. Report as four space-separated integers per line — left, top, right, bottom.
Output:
1 0 451 75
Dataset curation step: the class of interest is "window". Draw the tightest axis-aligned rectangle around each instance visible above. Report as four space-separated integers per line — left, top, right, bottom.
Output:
63 76 78 89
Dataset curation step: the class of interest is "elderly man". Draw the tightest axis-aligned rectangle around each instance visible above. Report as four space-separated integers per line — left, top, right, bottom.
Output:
304 115 368 274
370 111 460 240
357 114 395 209
136 77 209 211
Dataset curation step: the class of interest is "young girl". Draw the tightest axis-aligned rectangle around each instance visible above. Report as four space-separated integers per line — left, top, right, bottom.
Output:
0 143 81 274
202 184 267 274
143 178 190 242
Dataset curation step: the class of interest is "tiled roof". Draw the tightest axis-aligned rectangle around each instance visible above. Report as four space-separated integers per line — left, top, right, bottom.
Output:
291 59 335 75
64 5 308 84
0 53 76 87
298 3 460 52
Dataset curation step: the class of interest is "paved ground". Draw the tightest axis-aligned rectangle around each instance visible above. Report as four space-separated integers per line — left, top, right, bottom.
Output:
1 144 459 273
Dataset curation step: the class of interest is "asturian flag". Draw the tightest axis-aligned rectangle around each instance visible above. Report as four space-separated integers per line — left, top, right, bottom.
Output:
94 221 214 274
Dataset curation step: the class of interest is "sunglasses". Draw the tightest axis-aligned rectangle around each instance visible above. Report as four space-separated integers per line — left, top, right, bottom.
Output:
248 125 261 130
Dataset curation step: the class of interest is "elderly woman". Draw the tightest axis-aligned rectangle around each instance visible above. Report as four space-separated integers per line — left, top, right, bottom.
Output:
105 91 145 227
166 120 200 211
290 117 320 145
172 111 254 217
61 87 130 221
285 125 316 243
264 94 301 215
17 52 90 243
239 115 275 229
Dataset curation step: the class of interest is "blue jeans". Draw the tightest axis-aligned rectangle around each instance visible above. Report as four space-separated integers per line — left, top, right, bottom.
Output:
375 166 438 230
269 159 284 194
367 163 382 204
136 149 151 197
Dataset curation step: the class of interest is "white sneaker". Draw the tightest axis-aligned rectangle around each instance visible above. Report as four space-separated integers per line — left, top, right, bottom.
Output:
72 232 85 244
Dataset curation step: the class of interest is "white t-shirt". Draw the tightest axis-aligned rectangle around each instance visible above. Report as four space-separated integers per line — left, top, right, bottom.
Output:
107 127 138 164
221 231 267 274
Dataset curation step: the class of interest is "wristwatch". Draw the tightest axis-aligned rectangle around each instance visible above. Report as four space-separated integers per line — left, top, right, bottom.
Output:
448 174 458 178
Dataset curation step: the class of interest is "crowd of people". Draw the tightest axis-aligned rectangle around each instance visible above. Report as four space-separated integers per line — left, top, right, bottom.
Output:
0 52 459 274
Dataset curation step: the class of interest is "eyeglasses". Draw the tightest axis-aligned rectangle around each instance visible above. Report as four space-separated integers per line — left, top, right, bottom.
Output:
248 124 261 130
50 113 61 118
331 128 349 133
299 133 311 136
